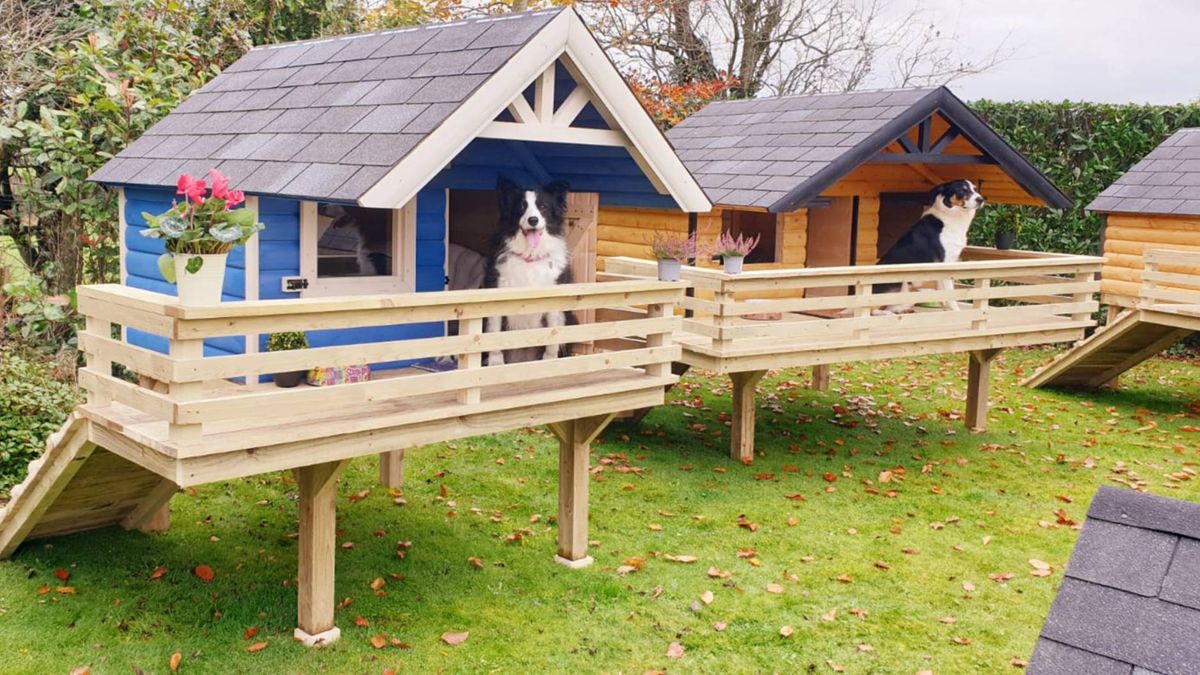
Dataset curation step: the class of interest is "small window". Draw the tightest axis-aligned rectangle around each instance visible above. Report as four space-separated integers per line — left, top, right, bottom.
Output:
300 200 414 297
316 205 393 277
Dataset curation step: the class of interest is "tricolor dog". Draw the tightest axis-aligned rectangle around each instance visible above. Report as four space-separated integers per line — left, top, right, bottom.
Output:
483 176 573 365
873 179 986 314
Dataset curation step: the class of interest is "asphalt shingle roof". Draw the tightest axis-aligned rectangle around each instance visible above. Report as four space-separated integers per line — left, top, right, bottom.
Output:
1088 128 1200 217
1029 486 1200 675
666 86 1072 212
89 9 562 202
666 87 939 210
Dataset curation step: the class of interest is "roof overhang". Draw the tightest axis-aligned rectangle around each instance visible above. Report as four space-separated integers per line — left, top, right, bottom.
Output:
767 88 1072 213
359 9 711 212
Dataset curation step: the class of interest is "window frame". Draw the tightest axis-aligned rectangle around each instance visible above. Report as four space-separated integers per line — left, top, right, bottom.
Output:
299 198 416 298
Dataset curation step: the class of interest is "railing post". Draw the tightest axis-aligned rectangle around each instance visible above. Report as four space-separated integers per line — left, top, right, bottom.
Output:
973 278 991 330
643 302 673 377
457 317 483 405
83 316 113 405
168 338 204 445
1139 255 1158 308
852 280 872 341
1074 270 1097 321
712 286 735 353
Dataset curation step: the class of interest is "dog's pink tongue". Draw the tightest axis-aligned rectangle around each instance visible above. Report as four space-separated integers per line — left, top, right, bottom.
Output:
525 229 542 249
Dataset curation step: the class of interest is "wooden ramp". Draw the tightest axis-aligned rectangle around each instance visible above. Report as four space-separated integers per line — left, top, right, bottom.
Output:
1023 308 1197 389
0 414 176 559
1025 249 1200 390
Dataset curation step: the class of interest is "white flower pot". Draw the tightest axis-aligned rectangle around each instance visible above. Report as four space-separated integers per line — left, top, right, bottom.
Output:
723 255 745 274
657 259 682 282
174 253 228 305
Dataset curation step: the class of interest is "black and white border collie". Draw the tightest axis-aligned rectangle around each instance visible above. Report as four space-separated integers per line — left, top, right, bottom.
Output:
873 179 986 314
483 176 573 365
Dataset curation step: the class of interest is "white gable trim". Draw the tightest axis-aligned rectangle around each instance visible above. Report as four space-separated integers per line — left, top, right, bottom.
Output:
358 10 710 213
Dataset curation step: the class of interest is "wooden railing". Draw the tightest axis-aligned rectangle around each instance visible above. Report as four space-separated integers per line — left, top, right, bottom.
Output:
605 252 1103 353
1139 249 1200 308
76 281 684 448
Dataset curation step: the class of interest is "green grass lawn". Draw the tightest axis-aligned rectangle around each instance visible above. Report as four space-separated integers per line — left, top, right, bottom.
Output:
2 347 1199 674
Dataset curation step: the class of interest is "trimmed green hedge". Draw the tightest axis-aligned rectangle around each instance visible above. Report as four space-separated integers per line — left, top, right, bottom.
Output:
0 344 79 493
968 101 1200 254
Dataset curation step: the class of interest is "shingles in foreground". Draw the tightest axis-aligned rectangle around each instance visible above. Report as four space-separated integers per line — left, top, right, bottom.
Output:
1028 485 1200 675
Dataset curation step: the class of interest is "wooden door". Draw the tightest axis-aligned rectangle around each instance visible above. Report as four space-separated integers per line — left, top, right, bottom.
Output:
564 193 598 286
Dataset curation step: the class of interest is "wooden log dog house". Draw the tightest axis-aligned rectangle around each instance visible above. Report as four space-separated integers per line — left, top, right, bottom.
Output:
599 86 1104 460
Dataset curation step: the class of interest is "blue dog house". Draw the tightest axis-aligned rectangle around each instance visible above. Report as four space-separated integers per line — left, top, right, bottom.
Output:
90 8 709 365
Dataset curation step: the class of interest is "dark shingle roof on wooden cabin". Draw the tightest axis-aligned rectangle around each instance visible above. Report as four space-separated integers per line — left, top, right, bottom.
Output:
667 86 1072 212
1028 485 1200 675
1088 128 1200 218
89 9 562 202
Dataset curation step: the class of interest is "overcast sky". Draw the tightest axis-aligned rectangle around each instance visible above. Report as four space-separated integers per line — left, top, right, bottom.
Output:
876 0 1200 104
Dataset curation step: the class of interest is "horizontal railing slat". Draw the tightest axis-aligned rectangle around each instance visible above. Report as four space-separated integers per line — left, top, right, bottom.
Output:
175 345 680 424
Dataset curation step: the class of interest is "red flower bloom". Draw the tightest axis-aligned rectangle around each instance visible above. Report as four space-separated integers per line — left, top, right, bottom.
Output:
224 190 245 209
209 168 231 200
176 173 207 204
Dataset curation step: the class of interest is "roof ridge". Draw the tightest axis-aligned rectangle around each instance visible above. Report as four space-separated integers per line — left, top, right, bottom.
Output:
254 7 566 52
698 85 942 110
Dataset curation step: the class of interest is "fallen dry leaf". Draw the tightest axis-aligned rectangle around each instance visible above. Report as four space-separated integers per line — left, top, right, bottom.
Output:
169 651 181 672
370 634 387 649
666 641 685 659
700 590 714 605
243 626 258 640
55 569 70 583
441 631 469 646
246 642 267 653
820 607 837 622
148 566 167 581
963 581 976 592
664 554 698 564
468 556 484 570
714 621 727 632
765 583 784 594
779 625 794 638
354 616 369 628
370 577 385 591
193 565 215 583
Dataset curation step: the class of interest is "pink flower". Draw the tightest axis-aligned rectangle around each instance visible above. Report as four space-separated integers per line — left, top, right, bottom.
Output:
224 190 245 209
209 168 231 200
176 173 207 204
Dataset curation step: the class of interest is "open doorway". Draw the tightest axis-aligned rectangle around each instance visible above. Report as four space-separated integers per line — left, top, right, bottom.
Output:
721 210 780 263
877 193 929 259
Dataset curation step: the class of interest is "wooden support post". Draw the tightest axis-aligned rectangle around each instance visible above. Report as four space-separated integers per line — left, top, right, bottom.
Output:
378 449 404 489
294 460 349 647
729 370 767 463
548 413 614 568
966 349 1001 432
121 478 178 533
810 365 830 391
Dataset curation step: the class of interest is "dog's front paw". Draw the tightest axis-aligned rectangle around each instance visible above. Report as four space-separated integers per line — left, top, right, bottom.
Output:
542 346 559 361
487 351 505 366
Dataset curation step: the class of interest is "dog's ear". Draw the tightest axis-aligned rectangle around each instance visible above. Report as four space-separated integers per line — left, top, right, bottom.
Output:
927 183 950 208
542 180 570 208
496 175 520 215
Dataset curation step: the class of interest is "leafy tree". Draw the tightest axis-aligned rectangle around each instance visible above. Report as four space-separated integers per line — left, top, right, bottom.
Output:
0 0 253 291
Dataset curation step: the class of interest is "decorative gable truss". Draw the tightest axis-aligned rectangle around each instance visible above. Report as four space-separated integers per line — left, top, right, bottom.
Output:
481 61 624 148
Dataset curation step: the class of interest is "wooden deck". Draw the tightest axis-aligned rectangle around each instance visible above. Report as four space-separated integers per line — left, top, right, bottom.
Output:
607 247 1103 461
0 279 685 645
1025 249 1200 389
